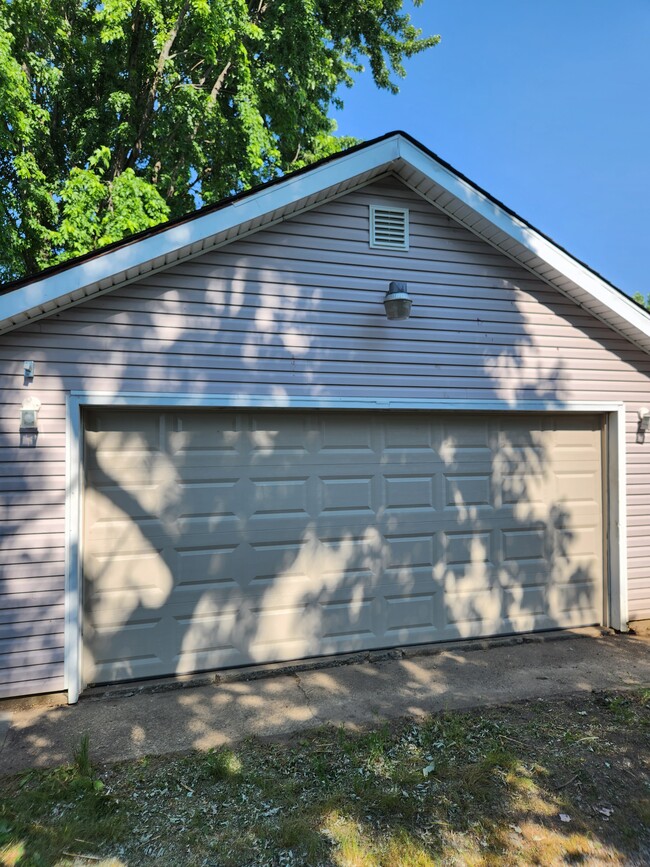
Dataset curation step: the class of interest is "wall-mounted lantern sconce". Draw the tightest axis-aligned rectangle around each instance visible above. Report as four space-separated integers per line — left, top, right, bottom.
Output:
20 396 41 432
638 407 650 443
383 281 412 321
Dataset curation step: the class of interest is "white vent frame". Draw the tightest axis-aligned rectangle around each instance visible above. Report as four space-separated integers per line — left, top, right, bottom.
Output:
369 205 409 251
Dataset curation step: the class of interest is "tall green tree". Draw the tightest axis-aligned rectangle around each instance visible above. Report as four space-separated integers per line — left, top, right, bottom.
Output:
0 0 438 281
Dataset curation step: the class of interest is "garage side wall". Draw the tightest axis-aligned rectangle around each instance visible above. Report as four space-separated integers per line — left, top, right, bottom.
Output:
1 176 650 698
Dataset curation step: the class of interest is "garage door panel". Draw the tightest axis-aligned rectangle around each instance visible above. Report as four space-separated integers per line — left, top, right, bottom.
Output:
85 412 163 457
159 512 436 542
85 447 166 475
382 473 435 509
83 410 604 685
168 412 240 448
444 584 551 625
172 608 241 672
249 596 378 645
386 591 438 632
555 471 601 503
83 559 171 612
84 519 161 548
555 525 600 556
444 567 538 593
441 610 560 640
174 544 240 590
83 610 166 684
172 454 443 473
175 480 240 517
443 529 493 567
84 469 179 494
84 484 174 524
249 545 381 590
383 422 435 452
443 473 492 509
318 415 377 451
547 580 601 617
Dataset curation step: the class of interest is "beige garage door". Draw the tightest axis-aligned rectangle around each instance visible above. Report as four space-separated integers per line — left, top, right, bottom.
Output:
82 410 604 685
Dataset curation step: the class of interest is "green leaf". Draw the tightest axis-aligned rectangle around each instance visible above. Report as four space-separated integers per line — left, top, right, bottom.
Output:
0 0 439 279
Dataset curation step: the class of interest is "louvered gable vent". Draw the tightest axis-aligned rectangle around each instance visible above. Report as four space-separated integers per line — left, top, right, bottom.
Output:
369 206 409 251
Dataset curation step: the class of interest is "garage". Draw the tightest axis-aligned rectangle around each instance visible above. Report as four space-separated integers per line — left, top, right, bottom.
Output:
4 131 647 702
81 408 604 685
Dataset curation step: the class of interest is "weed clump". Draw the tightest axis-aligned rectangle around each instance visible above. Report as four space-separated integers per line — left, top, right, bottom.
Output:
204 747 242 781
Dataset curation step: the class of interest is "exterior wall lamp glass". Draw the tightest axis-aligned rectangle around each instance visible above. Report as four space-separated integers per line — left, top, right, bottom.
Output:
384 281 412 320
20 396 41 431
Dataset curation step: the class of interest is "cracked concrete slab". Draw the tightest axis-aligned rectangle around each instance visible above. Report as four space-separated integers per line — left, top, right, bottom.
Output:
292 672 320 723
1 632 649 777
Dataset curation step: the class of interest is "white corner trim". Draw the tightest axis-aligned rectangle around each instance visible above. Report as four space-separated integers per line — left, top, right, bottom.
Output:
609 407 628 631
64 395 82 704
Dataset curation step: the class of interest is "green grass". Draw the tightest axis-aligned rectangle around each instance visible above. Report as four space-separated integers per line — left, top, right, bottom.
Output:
72 733 92 779
1 688 649 866
0 761 123 866
201 746 242 782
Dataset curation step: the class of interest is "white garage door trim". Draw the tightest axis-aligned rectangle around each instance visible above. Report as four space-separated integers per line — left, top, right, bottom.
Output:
64 392 628 704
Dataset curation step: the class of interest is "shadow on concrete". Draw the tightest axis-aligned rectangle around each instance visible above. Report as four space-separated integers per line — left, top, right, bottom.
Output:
2 631 650 777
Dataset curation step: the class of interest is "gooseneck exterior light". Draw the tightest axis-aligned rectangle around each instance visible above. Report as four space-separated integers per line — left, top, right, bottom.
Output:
383 281 412 320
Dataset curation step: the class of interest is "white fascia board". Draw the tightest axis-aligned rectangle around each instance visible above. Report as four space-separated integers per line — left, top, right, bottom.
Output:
396 138 650 343
0 137 401 332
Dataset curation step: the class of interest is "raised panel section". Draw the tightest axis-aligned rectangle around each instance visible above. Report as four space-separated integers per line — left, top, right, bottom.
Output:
250 477 310 518
445 474 491 508
503 527 546 562
385 594 436 634
320 598 375 639
175 544 239 589
384 475 435 512
320 476 374 516
319 418 373 452
445 531 492 567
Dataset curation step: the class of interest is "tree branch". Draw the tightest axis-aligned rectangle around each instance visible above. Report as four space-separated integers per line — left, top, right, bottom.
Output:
128 0 191 169
113 2 145 177
208 61 232 102
164 59 233 199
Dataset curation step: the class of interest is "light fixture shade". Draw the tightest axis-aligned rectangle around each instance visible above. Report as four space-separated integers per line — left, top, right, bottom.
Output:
384 281 412 320
20 396 41 431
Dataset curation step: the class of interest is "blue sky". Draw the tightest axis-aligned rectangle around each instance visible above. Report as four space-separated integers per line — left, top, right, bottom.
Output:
332 1 650 298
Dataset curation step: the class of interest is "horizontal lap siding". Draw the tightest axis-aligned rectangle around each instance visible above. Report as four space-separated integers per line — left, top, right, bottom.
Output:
1 175 650 698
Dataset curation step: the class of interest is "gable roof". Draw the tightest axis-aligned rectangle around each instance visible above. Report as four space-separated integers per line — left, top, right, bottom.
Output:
2 130 650 353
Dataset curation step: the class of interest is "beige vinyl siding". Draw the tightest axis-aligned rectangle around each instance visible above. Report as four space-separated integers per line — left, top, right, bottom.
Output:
1 175 650 697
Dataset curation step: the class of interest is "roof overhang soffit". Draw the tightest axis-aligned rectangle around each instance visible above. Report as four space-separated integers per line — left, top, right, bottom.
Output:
389 139 650 355
0 140 401 335
1 132 649 355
